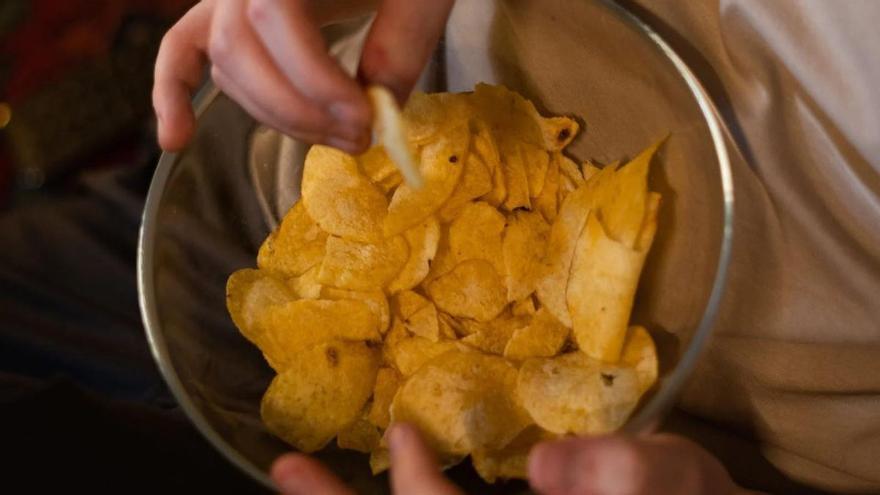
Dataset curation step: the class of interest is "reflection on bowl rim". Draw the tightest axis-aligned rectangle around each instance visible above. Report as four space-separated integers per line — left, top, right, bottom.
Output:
137 2 734 490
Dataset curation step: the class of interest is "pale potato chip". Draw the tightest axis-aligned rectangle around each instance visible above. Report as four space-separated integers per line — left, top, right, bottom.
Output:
321 287 390 335
503 308 570 361
620 325 658 394
257 202 328 276
368 85 422 188
387 217 441 293
460 314 530 355
301 145 387 242
472 426 555 483
502 210 550 302
394 291 440 342
368 367 403 429
596 142 660 248
511 296 536 317
533 152 560 222
261 340 379 452
438 152 494 222
391 349 531 456
567 214 649 362
521 143 550 198
536 165 618 327
337 415 381 453
516 352 640 435
402 91 470 145
385 335 458 376
426 259 508 322
318 235 408 291
226 269 295 343
448 201 506 274
500 141 531 211
257 299 380 371
384 125 469 236
287 265 323 299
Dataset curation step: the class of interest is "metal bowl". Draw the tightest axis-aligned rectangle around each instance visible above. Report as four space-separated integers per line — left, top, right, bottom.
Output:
138 0 733 491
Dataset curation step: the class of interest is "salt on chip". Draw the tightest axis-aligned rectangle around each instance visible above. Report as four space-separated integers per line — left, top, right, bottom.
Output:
368 85 423 188
502 210 550 302
368 367 403 429
387 217 441 294
261 340 379 453
257 202 327 276
516 352 640 435
426 259 508 322
384 125 469 236
301 145 387 242
503 308 570 361
226 269 295 343
321 287 390 334
394 290 440 342
449 201 506 274
337 415 381 453
438 153 493 222
318 235 408 291
620 325 658 394
390 349 531 456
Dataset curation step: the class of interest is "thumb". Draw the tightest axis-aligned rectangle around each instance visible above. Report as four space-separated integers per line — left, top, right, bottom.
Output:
358 0 455 104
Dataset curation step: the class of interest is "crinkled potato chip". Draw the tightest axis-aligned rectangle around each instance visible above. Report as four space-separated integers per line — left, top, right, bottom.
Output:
385 335 458 376
438 153 494 222
394 290 440 342
621 325 658 393
472 426 556 483
257 202 328 276
567 214 649 363
226 269 296 343
387 217 441 293
391 349 531 456
460 314 531 355
318 235 408 291
502 210 550 302
301 145 387 242
257 299 380 371
261 340 379 453
504 308 570 361
449 201 506 273
426 259 508 322
368 367 402 429
337 415 381 453
368 85 423 188
321 287 390 335
516 352 640 435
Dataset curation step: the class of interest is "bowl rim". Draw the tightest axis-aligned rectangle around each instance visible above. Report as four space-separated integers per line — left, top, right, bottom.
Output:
137 1 734 490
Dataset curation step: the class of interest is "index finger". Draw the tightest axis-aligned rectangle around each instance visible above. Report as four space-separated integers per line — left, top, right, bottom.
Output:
388 424 462 495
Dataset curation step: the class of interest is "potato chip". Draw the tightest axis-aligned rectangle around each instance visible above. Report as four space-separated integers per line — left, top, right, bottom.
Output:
368 85 422 188
261 340 379 453
521 143 550 198
257 202 328 276
257 299 380 370
596 142 660 248
426 259 508 322
387 217 441 293
502 210 550 302
391 349 531 456
385 335 458 376
337 415 381 453
500 141 531 211
536 165 618 327
503 308 570 361
620 325 658 393
321 287 390 335
226 269 296 343
511 296 536 317
557 154 585 188
473 123 507 208
357 145 399 185
384 125 469 236
637 192 662 252
516 352 640 435
539 116 579 151
301 145 388 242
422 223 456 285
368 367 402 429
287 265 323 299
394 291 440 342
460 314 530 355
567 214 650 363
369 448 391 475
376 172 404 195
533 152 560 222
449 201 506 273
402 91 470 145
472 426 555 483
582 160 603 181
438 153 494 222
437 312 459 339
318 235 408 291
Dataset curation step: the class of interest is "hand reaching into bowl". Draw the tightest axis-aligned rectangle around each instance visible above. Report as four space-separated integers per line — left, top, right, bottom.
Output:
270 423 756 495
152 0 455 154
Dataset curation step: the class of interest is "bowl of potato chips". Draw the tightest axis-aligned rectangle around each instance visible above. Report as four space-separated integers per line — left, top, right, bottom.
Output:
138 1 732 492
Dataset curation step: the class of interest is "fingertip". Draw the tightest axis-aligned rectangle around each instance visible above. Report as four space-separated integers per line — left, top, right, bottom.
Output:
528 440 567 493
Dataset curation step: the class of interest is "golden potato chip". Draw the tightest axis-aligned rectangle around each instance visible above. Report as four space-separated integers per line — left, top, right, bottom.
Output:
426 259 508 322
637 192 662 252
287 265 323 299
402 91 470 145
387 217 441 294
620 325 658 393
536 165 618 327
460 314 530 355
533 152 560 222
500 141 531 211
257 299 380 371
567 214 651 362
368 85 423 188
226 269 295 343
321 287 390 334
384 125 469 236
368 367 402 429
421 223 457 285
318 235 408 291
376 172 404 195
337 415 381 453
511 296 536 317
394 291 440 342
557 154 585 188
449 201 506 273
472 123 507 208
385 335 458 376
472 426 555 483
369 448 390 475
503 308 570 361
301 145 387 242
438 153 493 222
391 349 531 456
596 142 659 248
521 143 550 198
582 160 603 181
257 202 328 276
539 116 579 151
261 340 379 453
502 210 550 302
357 145 398 185
516 352 640 435
437 312 459 339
